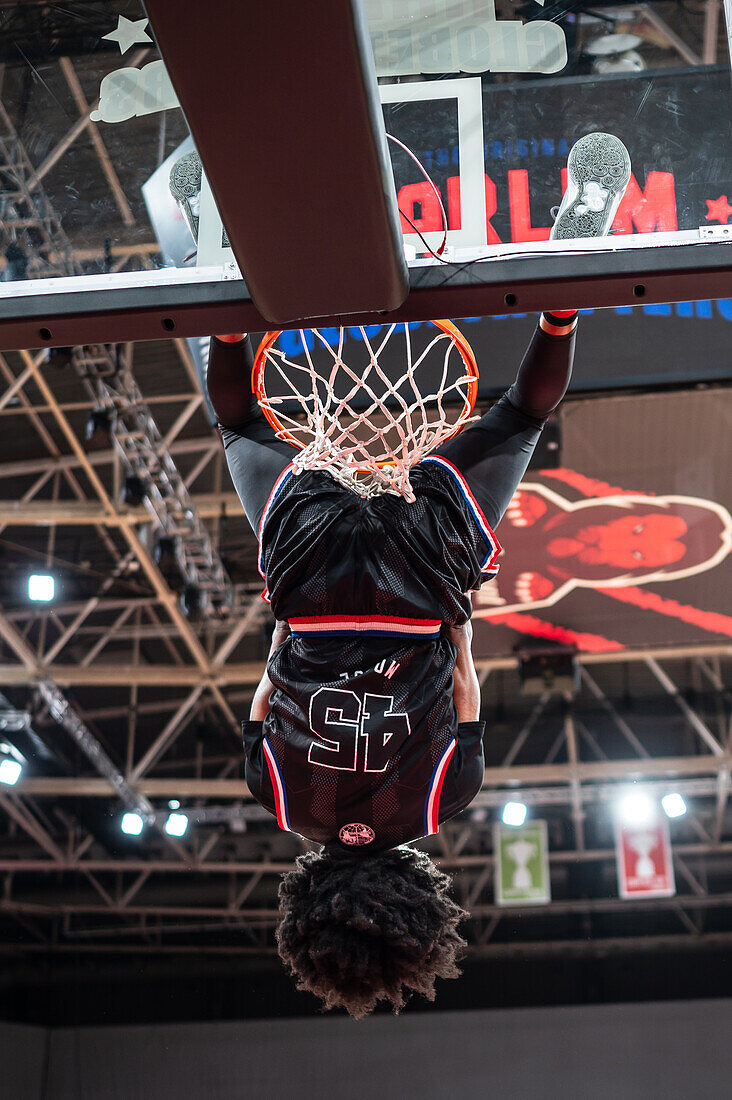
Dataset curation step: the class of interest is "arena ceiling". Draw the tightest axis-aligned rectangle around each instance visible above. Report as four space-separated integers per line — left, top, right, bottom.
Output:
0 0 730 1022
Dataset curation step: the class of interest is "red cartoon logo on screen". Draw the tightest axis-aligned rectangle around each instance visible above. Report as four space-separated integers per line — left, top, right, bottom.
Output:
476 472 731 618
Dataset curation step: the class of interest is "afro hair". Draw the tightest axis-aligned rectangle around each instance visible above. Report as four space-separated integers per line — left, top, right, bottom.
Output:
276 844 468 1019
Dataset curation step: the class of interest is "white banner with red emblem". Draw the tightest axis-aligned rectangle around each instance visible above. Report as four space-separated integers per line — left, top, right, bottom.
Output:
615 817 676 899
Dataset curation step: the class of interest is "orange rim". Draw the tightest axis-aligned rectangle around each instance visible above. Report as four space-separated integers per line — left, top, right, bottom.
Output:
252 321 479 454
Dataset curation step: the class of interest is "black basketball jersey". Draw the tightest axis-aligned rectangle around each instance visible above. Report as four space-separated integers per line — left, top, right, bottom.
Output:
242 456 501 852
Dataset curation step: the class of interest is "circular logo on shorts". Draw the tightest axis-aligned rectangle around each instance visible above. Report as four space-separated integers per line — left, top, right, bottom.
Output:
339 823 375 846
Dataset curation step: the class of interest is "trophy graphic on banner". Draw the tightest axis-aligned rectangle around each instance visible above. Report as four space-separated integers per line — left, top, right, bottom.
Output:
615 815 676 899
627 831 657 879
495 821 551 905
505 838 538 890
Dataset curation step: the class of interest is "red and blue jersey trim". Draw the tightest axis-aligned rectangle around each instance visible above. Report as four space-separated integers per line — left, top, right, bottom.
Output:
420 455 502 576
262 737 292 833
424 737 458 835
288 615 442 639
257 464 294 602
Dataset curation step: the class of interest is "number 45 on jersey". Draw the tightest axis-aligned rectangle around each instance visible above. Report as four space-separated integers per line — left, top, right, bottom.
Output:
308 689 411 773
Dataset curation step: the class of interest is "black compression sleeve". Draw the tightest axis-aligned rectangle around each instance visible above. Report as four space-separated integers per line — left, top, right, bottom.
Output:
505 321 577 421
206 335 257 427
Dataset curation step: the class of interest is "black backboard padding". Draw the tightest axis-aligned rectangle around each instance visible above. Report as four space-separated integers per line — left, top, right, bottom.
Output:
143 0 408 324
3 239 730 353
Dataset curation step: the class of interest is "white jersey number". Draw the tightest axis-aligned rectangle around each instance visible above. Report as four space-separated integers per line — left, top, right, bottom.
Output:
307 689 411 773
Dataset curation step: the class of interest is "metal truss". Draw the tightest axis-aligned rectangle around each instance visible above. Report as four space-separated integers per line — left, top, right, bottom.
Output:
0 99 73 278
0 650 729 959
68 342 236 619
0 55 269 929
0 84 237 619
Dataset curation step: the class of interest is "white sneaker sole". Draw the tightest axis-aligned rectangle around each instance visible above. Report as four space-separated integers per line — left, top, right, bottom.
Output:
169 151 203 244
551 133 632 241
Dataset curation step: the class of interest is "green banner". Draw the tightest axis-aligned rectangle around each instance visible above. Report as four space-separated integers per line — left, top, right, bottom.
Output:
494 820 551 906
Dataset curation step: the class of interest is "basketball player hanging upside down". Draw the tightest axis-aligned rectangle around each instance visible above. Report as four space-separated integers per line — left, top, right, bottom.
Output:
203 134 631 1018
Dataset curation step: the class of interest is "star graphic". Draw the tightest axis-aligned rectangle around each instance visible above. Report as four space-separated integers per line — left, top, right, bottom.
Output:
103 16 152 55
705 195 732 224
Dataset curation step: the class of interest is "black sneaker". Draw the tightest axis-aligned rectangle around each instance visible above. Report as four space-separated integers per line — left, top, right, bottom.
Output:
551 133 632 240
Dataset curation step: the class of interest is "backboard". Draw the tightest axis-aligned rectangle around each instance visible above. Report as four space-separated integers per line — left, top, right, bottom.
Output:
369 0 732 262
0 0 730 347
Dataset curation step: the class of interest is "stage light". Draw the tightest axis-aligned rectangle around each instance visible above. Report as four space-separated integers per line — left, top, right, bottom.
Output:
618 789 656 826
502 801 527 827
85 407 114 442
43 346 75 370
154 535 178 567
120 813 144 836
180 584 202 621
593 50 644 74
586 33 645 75
3 243 28 281
168 799 180 810
153 535 185 592
662 792 687 819
165 812 189 837
517 645 579 696
0 755 22 785
121 475 146 506
28 574 55 602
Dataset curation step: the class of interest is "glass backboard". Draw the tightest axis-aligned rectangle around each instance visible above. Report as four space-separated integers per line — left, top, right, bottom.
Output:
370 0 732 263
0 0 730 343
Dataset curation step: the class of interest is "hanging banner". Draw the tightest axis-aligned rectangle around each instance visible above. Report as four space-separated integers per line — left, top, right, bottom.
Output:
494 820 551 906
615 818 676 899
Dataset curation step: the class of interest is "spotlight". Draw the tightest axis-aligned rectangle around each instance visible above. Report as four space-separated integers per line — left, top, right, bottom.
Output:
121 475 146 506
43 346 75 370
180 584 202 621
593 49 644 74
85 407 114 442
209 588 232 618
165 812 189 837
154 535 185 591
120 812 144 835
517 645 579 696
502 801 527 827
28 574 55 602
662 792 687 819
3 243 28 281
154 535 178 568
618 789 656 826
168 799 180 810
0 755 22 785
586 33 645 74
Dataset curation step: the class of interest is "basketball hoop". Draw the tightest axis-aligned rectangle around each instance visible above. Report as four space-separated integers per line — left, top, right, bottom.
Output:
252 321 479 501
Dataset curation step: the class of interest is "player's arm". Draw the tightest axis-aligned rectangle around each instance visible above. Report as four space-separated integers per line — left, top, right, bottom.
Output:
443 619 481 723
249 620 290 720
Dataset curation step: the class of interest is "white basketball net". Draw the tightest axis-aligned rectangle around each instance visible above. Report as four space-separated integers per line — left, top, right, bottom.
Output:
256 324 478 502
